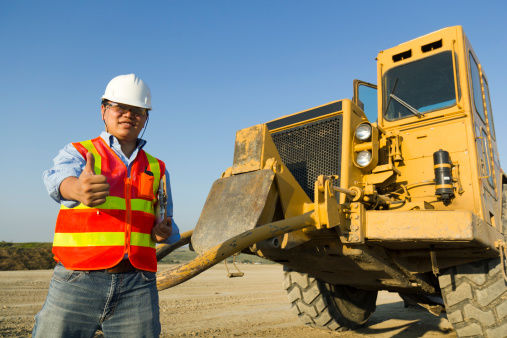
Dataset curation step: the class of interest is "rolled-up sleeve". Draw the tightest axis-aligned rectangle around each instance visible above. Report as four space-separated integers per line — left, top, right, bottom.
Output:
42 143 85 208
163 169 180 244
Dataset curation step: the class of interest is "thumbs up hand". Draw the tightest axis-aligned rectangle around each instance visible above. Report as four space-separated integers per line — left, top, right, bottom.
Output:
83 152 97 175
60 152 110 207
75 152 110 207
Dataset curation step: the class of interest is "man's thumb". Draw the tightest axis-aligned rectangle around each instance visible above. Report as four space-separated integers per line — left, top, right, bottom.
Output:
84 152 96 175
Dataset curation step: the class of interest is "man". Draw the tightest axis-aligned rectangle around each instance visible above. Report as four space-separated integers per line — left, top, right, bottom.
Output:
33 74 180 338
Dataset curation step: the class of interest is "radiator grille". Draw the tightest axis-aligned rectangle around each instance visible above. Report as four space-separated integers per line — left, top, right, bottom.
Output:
271 115 342 201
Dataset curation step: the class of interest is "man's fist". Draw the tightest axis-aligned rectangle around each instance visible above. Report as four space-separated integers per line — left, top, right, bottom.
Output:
151 217 172 243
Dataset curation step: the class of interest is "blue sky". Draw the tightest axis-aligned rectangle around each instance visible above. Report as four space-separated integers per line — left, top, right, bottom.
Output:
1 1 506 242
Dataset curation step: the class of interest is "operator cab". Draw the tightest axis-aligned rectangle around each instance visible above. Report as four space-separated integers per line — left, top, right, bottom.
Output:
354 25 502 226
383 47 458 121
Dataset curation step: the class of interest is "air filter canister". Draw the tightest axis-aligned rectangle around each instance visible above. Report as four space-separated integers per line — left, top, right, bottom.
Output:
433 150 454 205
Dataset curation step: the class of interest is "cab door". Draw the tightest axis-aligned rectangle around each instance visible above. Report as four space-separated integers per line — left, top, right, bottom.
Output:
353 80 377 123
468 47 501 229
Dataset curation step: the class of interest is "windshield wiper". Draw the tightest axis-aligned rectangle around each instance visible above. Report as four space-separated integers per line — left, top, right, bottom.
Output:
384 79 398 115
384 78 425 119
389 93 425 118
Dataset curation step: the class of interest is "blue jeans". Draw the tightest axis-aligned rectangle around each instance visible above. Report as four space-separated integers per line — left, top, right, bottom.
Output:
32 263 161 338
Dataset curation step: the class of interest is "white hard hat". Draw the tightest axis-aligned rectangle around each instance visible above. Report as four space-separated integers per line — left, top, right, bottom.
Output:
101 74 152 109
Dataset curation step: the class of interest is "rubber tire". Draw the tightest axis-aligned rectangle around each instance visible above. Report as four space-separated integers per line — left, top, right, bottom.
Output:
438 258 507 337
283 269 377 331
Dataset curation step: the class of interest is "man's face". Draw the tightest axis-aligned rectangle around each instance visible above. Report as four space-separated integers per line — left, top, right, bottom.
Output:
101 102 148 142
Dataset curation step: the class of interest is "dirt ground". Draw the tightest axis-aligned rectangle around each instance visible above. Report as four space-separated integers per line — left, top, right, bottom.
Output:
0 264 456 337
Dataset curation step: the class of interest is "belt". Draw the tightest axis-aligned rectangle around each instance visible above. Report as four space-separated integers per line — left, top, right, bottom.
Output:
104 260 137 274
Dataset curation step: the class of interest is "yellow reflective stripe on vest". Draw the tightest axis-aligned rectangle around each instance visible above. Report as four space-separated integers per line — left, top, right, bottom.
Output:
53 232 155 248
131 199 155 213
60 196 125 210
130 232 156 248
60 196 154 213
145 152 161 196
53 232 125 247
79 140 102 175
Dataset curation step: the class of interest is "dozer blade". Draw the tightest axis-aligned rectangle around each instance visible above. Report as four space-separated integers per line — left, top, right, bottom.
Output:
191 169 278 254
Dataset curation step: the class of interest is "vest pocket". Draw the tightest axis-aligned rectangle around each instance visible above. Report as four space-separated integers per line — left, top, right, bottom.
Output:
138 172 155 200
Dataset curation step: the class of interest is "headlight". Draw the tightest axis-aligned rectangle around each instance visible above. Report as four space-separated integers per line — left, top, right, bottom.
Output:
355 123 372 141
356 151 372 167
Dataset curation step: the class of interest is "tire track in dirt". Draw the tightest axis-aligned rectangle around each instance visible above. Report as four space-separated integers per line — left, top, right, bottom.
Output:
1 265 456 337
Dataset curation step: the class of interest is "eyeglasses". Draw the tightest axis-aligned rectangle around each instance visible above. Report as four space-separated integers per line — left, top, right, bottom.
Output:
106 102 148 117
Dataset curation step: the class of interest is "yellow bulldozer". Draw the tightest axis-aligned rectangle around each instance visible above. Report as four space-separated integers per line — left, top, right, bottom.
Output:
156 26 506 337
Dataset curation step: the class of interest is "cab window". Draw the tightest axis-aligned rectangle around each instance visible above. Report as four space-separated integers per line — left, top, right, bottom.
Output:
469 53 486 122
358 84 378 122
383 51 457 121
482 76 496 140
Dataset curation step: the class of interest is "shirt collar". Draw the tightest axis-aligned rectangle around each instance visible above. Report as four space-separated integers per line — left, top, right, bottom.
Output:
99 131 147 150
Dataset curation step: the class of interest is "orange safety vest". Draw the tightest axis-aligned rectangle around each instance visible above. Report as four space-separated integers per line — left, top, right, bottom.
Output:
52 137 165 272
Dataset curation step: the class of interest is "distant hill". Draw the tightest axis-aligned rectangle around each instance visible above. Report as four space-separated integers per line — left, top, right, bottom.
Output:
0 242 273 271
0 242 55 270
158 247 273 265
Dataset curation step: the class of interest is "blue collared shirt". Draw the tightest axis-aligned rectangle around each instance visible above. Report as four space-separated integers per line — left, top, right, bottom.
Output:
42 131 180 244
